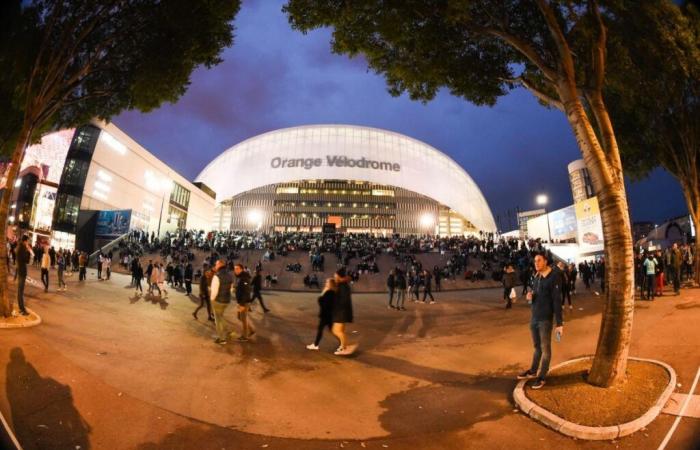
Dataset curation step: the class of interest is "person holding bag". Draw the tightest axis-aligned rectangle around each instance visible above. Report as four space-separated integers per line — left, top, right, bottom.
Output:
502 263 517 309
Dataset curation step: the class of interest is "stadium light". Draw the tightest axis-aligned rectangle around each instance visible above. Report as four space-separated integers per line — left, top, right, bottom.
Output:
536 194 548 206
420 213 435 228
247 209 263 229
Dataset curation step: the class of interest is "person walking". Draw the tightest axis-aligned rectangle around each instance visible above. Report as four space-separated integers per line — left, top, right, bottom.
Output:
133 259 144 295
210 259 233 344
306 278 336 350
250 269 270 313
194 263 215 321
516 253 564 389
158 263 168 298
502 263 517 309
97 253 103 280
395 269 407 311
56 254 67 291
15 236 31 316
386 270 396 309
331 267 354 355
150 262 161 297
234 263 254 341
422 269 435 304
40 247 50 292
184 262 193 296
557 261 572 310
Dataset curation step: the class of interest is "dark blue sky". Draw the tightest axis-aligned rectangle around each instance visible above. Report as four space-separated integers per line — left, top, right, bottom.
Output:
113 0 687 229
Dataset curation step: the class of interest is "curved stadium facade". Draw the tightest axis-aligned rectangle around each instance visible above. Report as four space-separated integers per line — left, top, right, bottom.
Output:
196 125 496 236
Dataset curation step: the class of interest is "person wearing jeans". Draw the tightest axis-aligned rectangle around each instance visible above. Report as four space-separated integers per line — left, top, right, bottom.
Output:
643 253 657 300
517 253 563 389
209 260 232 344
40 250 50 292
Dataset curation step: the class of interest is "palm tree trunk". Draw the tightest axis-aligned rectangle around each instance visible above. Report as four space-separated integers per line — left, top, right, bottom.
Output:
0 122 32 317
559 84 635 387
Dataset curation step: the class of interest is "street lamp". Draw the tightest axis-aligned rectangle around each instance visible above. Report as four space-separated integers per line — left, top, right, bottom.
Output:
536 194 552 243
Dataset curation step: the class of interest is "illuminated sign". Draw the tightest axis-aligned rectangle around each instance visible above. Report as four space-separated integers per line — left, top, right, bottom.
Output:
270 155 400 172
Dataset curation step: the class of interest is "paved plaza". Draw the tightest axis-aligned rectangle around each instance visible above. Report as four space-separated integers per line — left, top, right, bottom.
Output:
0 267 698 449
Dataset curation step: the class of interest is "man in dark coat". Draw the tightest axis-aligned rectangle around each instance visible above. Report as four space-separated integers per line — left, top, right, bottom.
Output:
234 264 254 341
15 236 31 316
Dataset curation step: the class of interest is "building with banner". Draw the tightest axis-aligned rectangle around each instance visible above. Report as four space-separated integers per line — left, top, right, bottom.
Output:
197 125 496 236
7 121 216 251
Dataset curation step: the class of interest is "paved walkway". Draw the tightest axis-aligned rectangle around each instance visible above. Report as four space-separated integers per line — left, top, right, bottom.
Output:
0 267 698 449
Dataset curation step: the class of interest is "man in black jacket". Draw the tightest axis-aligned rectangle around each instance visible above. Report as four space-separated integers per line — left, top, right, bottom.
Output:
517 253 564 389
15 236 31 316
234 264 255 341
386 270 396 309
250 269 270 313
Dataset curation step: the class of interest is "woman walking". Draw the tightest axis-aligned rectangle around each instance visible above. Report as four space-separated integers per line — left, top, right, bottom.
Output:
134 259 144 295
331 268 355 356
306 278 336 350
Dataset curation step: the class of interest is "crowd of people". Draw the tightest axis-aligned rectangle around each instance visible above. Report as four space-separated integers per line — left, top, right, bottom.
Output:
5 227 696 362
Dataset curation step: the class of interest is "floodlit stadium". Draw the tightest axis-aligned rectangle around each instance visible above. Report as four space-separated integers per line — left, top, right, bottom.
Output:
196 125 496 236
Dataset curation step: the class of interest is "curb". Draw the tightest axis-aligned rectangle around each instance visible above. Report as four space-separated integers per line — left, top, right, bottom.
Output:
0 308 42 329
513 356 676 440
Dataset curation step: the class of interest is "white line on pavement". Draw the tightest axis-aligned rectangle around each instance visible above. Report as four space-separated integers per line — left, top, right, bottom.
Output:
658 365 700 450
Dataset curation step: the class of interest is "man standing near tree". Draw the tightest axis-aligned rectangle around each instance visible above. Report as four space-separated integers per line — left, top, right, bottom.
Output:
517 253 563 389
15 236 31 316
670 243 682 295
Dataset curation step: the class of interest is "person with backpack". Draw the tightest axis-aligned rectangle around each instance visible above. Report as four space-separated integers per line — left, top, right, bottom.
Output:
234 263 254 341
210 260 233 344
643 252 657 300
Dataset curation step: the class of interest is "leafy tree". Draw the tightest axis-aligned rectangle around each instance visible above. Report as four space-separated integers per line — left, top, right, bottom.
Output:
0 0 241 317
605 1 700 284
285 0 647 386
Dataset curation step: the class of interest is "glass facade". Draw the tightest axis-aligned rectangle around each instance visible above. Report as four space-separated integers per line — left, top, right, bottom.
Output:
53 125 100 233
221 179 472 236
170 181 191 210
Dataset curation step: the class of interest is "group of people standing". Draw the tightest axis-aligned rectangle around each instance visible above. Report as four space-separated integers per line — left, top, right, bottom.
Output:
385 268 436 310
637 243 689 300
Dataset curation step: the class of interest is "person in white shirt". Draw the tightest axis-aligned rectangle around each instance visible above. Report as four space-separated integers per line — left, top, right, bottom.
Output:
103 256 111 280
40 248 50 292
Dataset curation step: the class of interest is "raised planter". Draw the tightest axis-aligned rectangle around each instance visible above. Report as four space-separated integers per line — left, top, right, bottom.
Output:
513 356 676 440
0 308 42 329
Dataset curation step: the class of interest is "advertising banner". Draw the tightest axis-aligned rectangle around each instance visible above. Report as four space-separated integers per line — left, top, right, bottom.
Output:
549 205 577 241
95 210 132 238
574 197 604 253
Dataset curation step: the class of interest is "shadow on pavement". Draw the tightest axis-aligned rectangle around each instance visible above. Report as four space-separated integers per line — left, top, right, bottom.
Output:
6 347 91 450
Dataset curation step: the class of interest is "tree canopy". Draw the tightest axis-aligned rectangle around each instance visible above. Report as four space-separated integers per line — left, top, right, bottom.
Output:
0 0 241 153
0 0 241 318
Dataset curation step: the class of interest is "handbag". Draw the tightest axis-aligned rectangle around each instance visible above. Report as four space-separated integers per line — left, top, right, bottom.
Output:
509 287 517 301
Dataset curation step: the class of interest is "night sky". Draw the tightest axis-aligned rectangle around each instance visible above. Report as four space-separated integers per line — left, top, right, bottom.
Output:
113 0 687 230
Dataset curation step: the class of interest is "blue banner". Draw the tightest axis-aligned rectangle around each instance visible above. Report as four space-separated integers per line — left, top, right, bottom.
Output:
95 210 132 238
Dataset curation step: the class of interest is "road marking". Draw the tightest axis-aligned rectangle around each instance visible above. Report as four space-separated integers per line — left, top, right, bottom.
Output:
658 365 700 450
